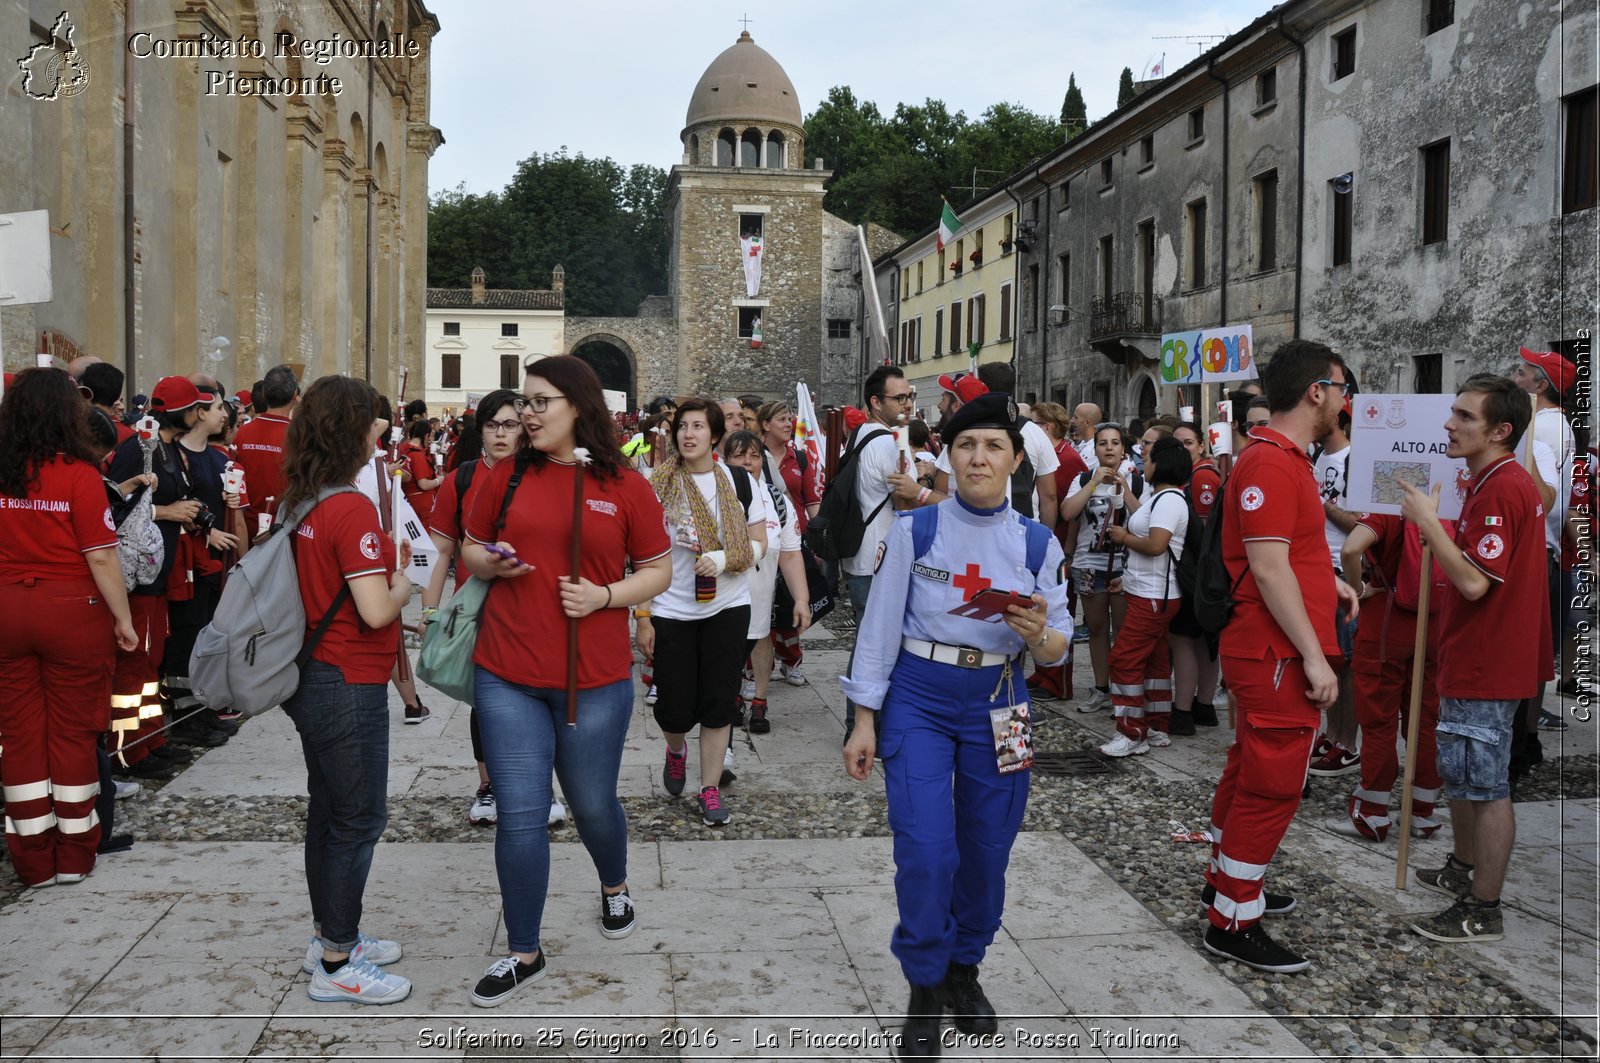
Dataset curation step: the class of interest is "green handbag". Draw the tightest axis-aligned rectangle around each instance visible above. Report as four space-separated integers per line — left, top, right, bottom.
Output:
414 459 525 706
417 575 492 704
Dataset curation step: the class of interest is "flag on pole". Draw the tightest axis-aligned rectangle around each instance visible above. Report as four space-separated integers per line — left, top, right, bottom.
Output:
740 233 764 297
856 225 893 365
1150 53 1164 77
937 199 962 251
750 314 763 349
794 381 825 500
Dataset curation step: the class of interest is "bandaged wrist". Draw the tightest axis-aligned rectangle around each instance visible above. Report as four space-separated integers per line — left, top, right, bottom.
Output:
703 550 728 575
749 538 767 564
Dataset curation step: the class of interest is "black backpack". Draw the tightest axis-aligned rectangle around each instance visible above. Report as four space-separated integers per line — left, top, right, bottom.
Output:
452 459 479 535
804 427 891 562
1149 488 1200 596
1010 449 1037 518
1182 484 1246 635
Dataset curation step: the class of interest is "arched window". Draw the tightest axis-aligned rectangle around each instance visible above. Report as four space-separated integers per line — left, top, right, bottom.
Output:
688 134 700 164
765 130 785 169
717 129 736 167
741 129 761 168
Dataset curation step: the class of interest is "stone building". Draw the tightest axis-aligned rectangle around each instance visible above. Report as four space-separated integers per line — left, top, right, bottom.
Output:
1008 0 1596 422
564 31 866 409
0 0 442 397
425 266 562 411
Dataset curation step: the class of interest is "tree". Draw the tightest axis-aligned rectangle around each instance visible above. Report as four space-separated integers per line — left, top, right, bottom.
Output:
1117 66 1137 109
1061 73 1087 139
427 150 668 318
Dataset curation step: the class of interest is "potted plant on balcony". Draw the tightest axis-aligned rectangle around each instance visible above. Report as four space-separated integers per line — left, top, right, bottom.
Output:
969 249 983 268
950 260 962 275
998 238 1014 254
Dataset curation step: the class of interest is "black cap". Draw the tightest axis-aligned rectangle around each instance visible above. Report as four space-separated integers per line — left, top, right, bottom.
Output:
941 391 1023 443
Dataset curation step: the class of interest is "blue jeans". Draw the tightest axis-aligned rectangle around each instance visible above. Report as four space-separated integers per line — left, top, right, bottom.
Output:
474 667 634 955
281 659 390 953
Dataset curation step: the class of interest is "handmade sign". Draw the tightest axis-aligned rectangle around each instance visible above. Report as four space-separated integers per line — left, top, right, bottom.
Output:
1344 393 1471 522
1159 324 1257 385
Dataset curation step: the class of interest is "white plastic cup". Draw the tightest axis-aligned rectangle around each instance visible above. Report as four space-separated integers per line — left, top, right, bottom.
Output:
1208 423 1233 456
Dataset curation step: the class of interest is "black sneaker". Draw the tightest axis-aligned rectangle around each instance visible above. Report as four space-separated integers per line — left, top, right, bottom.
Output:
1191 701 1219 726
1202 923 1310 973
471 952 546 1008
171 719 228 747
730 697 746 729
942 961 997 1035
747 699 770 734
1169 711 1197 736
113 756 177 779
404 703 430 725
148 743 194 764
1201 883 1297 916
203 711 241 736
600 888 636 939
96 833 135 855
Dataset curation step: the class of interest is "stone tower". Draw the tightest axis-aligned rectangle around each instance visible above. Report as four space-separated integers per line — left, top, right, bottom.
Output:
664 31 833 399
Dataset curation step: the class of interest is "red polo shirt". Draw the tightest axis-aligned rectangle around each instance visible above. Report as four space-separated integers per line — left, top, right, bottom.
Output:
1188 459 1223 520
0 455 119 582
1437 454 1553 699
400 441 437 522
233 412 291 528
1220 426 1341 663
428 457 498 592
1349 513 1447 665
293 492 397 685
465 456 670 690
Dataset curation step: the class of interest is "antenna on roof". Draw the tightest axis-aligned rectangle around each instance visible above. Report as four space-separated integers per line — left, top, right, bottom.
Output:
1152 33 1227 58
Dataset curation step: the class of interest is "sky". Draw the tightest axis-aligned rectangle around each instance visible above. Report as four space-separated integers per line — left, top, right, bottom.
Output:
424 0 1273 196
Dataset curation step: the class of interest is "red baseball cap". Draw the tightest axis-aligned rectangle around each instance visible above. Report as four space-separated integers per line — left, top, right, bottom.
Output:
1520 347 1574 394
148 375 205 414
233 389 254 409
937 371 988 404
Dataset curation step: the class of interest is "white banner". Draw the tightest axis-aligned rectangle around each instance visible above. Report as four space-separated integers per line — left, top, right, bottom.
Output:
741 235 763 297
1159 324 1258 385
857 226 892 365
1345 393 1471 521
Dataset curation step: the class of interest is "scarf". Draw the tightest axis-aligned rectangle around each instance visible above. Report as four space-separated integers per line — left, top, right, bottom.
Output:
651 454 755 574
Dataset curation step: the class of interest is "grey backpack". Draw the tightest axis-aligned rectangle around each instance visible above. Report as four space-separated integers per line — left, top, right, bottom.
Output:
113 438 164 591
188 485 360 717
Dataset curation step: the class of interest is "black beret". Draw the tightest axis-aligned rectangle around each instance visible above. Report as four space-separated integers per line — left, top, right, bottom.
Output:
942 391 1023 443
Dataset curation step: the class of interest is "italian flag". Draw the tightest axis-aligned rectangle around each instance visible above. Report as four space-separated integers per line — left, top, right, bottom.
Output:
937 200 962 251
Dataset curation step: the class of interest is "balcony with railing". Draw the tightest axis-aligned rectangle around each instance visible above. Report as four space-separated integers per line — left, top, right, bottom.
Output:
1089 291 1163 361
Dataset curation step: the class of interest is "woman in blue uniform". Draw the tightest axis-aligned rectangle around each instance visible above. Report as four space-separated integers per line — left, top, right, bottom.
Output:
843 392 1072 1060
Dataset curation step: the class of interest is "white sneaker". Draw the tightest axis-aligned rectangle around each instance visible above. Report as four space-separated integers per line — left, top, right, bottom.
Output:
302 931 403 974
781 663 807 687
740 676 756 700
307 957 411 1005
644 684 659 706
468 784 497 826
113 779 141 800
1146 730 1172 748
548 798 567 826
1078 689 1110 713
1099 733 1150 757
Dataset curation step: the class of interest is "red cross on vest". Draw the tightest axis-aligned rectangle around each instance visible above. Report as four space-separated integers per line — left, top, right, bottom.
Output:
952 563 991 602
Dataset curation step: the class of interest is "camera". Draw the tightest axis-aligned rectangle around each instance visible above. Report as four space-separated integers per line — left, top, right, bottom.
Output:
191 501 218 534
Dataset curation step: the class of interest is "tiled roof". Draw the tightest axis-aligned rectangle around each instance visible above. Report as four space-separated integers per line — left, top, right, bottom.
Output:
427 288 564 310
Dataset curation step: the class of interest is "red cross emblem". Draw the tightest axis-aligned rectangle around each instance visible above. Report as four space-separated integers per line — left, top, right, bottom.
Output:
952 563 991 602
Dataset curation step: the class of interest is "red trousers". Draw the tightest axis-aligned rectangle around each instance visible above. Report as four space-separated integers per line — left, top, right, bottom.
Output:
110 593 169 767
771 625 804 669
1352 635 1442 828
1028 575 1076 700
0 578 114 884
1205 656 1325 930
1110 595 1178 739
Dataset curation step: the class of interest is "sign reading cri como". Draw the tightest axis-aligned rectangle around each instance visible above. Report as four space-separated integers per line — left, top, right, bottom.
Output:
1159 324 1258 385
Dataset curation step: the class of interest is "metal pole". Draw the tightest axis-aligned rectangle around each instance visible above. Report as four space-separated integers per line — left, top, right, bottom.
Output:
363 0 376 383
124 1 137 401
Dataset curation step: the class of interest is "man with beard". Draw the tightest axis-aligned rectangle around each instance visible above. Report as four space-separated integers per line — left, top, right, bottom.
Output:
1201 340 1360 974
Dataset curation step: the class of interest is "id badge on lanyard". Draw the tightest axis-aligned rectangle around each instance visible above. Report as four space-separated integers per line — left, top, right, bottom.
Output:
990 701 1034 775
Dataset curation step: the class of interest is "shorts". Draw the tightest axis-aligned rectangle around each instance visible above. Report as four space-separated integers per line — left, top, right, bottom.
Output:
1071 567 1121 597
1436 696 1519 802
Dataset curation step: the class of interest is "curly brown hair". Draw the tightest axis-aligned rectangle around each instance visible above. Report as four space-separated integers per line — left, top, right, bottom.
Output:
519 355 626 480
0 368 98 498
280 375 378 517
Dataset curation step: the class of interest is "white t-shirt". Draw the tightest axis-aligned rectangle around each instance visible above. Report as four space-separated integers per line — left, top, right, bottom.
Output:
1069 468 1150 572
746 482 802 639
934 419 1061 516
1314 443 1351 571
653 465 761 620
1121 487 1188 600
843 425 901 577
1533 406 1573 550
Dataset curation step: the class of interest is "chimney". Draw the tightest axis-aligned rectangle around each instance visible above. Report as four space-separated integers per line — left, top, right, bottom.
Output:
470 266 486 305
552 263 565 297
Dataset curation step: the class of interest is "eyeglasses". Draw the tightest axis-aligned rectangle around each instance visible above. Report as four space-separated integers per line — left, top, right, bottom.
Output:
1314 379 1354 397
883 392 915 404
481 419 522 435
517 395 569 414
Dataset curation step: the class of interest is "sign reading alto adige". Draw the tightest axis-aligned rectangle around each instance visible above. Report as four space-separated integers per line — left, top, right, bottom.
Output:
1159 324 1258 385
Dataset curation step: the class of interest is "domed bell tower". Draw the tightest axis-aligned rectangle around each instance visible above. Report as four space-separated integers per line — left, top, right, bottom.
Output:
662 31 832 400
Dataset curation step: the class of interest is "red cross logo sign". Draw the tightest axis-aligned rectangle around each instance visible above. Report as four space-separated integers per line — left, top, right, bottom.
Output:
952 563 992 602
